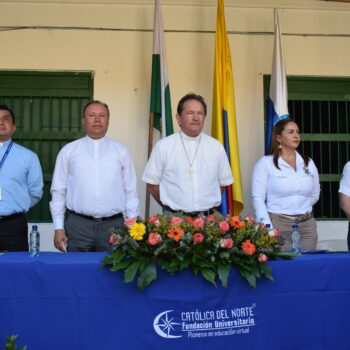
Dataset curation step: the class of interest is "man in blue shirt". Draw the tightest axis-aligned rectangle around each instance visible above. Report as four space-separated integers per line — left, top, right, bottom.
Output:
0 104 43 251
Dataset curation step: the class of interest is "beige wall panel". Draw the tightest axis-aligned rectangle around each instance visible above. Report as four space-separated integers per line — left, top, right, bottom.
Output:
0 3 349 35
284 36 350 76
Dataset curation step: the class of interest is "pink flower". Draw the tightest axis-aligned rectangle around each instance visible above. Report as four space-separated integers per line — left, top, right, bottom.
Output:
220 238 233 249
170 216 183 225
193 233 204 244
244 215 255 226
149 216 160 227
219 221 230 233
109 233 119 246
258 253 269 263
268 228 280 238
193 218 205 229
206 215 216 223
255 223 266 231
148 232 162 246
124 217 137 228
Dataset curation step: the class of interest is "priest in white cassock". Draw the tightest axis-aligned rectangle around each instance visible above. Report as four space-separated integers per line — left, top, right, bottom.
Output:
142 93 233 216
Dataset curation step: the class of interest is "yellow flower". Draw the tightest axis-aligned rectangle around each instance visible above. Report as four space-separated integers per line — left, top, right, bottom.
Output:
129 223 146 240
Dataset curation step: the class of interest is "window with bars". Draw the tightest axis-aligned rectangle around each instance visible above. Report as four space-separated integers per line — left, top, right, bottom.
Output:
264 76 350 220
0 71 93 222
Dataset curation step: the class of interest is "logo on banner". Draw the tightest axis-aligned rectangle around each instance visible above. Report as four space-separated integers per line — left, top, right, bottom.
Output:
153 310 182 338
153 303 256 339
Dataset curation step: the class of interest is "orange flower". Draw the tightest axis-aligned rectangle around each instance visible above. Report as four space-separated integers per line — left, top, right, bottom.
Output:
241 239 256 255
229 216 245 229
167 227 184 242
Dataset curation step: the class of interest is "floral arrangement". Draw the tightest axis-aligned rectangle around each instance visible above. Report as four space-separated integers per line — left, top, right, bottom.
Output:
101 213 295 291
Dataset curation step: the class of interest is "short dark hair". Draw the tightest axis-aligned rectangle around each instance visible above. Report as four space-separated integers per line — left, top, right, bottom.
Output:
0 104 15 124
177 93 207 116
83 100 110 117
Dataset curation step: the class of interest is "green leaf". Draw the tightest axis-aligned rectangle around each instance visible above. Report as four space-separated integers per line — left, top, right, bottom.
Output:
4 335 27 350
110 259 130 272
179 258 191 270
137 262 157 291
191 265 199 275
250 264 262 278
219 251 230 259
201 268 216 287
100 253 117 267
259 263 274 281
238 269 257 289
217 264 230 288
274 252 300 259
124 261 141 283
112 249 126 263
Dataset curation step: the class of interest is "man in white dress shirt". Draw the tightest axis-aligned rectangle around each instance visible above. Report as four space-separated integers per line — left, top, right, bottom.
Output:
339 161 350 250
50 101 139 252
142 93 233 216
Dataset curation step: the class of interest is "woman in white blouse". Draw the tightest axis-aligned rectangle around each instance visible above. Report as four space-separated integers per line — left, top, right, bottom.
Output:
252 118 320 250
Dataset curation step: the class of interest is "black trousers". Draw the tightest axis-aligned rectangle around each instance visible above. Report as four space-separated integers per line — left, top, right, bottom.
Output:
0 213 28 252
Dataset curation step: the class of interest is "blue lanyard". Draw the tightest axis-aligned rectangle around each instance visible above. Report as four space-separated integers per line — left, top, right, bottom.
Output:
0 140 13 170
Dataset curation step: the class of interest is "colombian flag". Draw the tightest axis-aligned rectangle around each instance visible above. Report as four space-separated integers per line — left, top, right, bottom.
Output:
212 0 243 215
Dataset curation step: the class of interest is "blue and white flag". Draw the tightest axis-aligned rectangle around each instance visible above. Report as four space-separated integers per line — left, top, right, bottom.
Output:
265 9 289 155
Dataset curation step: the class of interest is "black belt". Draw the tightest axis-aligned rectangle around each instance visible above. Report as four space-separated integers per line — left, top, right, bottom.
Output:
163 205 215 217
0 212 25 222
69 211 123 222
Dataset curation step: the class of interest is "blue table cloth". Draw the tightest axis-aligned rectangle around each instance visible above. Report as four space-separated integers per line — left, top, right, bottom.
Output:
1 252 350 350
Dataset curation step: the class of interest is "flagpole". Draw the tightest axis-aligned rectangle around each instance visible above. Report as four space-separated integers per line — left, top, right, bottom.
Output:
145 0 173 218
145 112 155 218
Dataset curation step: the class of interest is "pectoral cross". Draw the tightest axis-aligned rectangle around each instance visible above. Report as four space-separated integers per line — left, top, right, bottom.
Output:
188 167 195 180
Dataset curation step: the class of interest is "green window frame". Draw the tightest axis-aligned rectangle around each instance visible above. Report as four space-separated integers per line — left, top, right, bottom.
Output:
264 76 350 220
0 71 93 222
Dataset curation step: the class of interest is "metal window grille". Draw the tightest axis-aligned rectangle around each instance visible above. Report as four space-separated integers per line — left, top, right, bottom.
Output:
291 100 350 219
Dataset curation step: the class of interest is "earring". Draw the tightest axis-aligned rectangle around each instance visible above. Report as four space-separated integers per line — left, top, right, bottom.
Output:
278 143 282 150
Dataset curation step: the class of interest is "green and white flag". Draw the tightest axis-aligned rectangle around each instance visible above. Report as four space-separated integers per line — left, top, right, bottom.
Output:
150 0 173 137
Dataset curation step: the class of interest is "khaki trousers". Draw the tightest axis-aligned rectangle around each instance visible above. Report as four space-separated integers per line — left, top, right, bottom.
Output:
268 212 318 250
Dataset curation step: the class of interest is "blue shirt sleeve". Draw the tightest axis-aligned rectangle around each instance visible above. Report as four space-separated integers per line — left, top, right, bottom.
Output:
27 152 44 207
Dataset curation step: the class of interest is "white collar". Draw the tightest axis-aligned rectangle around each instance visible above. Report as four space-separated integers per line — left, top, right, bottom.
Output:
179 131 201 141
0 138 12 148
278 151 304 168
86 135 105 144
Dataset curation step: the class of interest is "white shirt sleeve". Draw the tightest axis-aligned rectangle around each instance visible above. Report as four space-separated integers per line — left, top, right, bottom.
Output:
308 159 320 206
339 162 350 197
252 157 272 226
217 146 234 186
122 149 139 218
49 148 68 230
142 141 163 185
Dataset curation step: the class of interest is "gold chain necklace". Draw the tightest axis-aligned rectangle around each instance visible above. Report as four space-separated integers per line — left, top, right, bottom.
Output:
179 132 201 180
